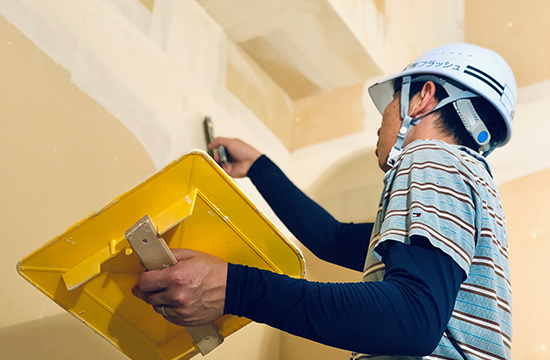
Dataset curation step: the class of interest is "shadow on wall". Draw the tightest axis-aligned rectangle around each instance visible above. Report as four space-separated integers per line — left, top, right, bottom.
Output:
307 147 384 224
289 148 383 282
279 148 384 360
0 313 127 360
0 309 282 360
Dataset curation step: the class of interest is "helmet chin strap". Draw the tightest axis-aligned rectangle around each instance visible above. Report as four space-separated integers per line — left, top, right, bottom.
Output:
386 76 414 168
386 75 488 168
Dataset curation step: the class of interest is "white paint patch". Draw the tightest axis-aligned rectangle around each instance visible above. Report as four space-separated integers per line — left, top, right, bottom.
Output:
0 0 288 170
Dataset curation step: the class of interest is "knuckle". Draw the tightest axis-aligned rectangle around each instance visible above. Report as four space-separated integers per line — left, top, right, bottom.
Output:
171 271 199 288
138 277 150 291
173 292 188 307
175 307 193 319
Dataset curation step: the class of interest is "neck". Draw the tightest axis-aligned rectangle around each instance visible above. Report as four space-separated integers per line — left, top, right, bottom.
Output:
404 114 458 147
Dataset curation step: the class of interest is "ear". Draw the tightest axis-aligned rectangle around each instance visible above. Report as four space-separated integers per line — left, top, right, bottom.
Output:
409 81 439 118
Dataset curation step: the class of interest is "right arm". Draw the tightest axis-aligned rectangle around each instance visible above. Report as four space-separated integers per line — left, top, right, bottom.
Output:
225 237 464 356
209 138 373 272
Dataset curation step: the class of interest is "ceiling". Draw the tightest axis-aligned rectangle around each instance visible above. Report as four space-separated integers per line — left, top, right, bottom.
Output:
136 0 548 93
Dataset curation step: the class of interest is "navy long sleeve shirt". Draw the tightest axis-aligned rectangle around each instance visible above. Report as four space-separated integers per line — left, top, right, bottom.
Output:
223 155 464 356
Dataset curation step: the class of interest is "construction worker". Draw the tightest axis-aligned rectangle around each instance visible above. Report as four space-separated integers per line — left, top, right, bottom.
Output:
133 43 515 359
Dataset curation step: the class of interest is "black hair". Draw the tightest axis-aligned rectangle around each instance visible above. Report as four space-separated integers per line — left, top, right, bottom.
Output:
392 76 506 152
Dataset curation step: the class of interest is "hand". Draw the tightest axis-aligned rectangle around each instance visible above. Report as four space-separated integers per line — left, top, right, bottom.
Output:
132 249 228 327
208 137 262 178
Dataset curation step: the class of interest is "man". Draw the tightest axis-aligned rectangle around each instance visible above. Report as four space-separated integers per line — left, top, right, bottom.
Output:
133 43 515 359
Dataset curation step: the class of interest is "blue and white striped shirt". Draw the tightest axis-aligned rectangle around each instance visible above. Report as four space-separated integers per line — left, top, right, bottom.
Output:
358 140 512 360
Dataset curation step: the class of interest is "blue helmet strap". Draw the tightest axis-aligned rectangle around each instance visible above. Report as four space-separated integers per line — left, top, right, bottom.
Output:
387 75 493 167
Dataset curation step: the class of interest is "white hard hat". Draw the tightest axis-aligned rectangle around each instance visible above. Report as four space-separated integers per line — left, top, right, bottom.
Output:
369 43 516 165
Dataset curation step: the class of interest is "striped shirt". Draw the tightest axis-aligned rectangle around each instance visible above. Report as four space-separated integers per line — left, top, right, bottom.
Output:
354 140 512 360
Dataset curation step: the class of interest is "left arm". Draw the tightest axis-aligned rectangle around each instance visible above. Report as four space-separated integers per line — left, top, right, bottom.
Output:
247 155 373 271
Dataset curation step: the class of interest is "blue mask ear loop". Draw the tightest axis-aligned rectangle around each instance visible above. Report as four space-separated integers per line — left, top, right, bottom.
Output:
387 76 414 167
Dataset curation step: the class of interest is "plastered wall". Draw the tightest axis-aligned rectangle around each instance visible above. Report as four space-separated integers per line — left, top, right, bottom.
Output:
0 11 155 359
1 0 549 359
0 1 288 359
500 170 550 359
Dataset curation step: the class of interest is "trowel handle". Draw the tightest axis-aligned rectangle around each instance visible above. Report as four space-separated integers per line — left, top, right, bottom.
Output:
203 116 227 164
125 215 224 355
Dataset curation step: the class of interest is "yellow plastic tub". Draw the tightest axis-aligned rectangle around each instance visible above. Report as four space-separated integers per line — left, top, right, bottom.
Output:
18 150 305 360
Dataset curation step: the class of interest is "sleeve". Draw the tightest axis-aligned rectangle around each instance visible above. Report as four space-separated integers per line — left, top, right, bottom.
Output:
375 146 477 274
224 236 464 356
247 155 373 272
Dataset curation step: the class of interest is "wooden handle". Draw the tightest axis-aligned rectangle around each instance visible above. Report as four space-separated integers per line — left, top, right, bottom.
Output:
125 215 224 355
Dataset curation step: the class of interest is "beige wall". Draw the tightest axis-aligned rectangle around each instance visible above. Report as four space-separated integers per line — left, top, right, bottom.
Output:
465 0 550 88
500 169 550 360
0 3 284 360
1 0 550 359
0 12 154 358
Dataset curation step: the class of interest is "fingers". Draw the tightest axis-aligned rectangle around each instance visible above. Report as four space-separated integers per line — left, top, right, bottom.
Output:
134 249 198 296
132 279 181 310
136 268 169 293
208 138 233 169
132 249 211 304
208 136 230 149
131 285 146 301
132 249 228 326
132 285 169 306
171 248 198 261
220 162 232 174
152 304 202 327
207 139 261 178
153 304 169 318
208 138 261 161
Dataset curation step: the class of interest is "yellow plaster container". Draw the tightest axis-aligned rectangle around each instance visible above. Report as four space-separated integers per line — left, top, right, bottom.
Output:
18 150 305 360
